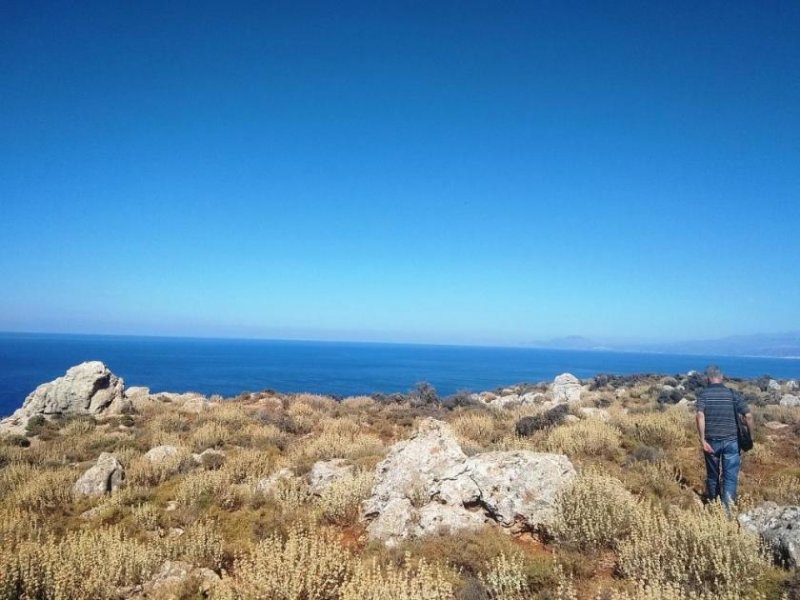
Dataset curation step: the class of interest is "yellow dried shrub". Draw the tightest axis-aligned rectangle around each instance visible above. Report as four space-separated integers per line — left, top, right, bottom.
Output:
617 408 691 448
340 556 454 600
617 502 768 597
214 526 351 599
479 552 528 600
545 420 622 457
190 421 231 451
0 526 162 600
316 471 374 525
552 472 640 549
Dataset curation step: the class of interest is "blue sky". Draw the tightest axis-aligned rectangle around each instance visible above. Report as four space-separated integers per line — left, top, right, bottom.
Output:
1 1 798 345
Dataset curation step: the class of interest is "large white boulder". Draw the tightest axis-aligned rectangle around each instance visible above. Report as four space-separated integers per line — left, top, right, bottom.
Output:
309 459 355 495
361 418 575 546
780 394 800 407
73 453 125 497
1 362 129 434
740 502 800 567
551 373 582 404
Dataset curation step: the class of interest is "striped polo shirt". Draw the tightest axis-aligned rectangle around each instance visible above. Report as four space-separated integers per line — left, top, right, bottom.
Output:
696 383 750 441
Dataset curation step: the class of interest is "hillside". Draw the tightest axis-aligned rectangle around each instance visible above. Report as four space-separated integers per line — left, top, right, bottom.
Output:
1 364 799 599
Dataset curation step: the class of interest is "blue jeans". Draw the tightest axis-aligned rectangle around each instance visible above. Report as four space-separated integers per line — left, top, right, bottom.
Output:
704 438 741 507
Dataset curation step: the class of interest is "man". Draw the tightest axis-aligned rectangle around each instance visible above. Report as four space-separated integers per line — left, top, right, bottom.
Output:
695 365 754 507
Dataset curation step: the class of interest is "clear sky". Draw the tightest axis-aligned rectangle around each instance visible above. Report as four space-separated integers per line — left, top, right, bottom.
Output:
1 1 798 346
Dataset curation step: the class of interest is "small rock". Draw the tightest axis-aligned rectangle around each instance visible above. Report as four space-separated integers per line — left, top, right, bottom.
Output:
578 407 610 421
73 453 124 497
764 421 790 430
562 414 580 424
551 373 582 404
780 394 800 407
143 560 220 597
739 502 800 566
768 379 781 391
255 468 295 494
309 459 355 495
787 380 799 391
144 445 180 463
165 500 179 511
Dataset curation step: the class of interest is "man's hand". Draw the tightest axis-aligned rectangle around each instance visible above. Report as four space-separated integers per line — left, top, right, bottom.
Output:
702 440 713 454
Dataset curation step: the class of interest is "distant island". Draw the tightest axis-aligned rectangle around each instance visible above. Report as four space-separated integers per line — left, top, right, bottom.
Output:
533 332 800 359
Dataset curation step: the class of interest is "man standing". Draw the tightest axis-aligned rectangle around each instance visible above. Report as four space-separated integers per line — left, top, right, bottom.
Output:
695 365 754 507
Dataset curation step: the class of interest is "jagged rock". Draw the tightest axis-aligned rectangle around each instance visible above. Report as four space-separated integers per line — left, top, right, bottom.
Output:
739 502 800 566
491 394 521 408
255 467 295 494
73 453 124 497
144 445 180 463
309 459 355 495
551 373 582 404
780 394 800 407
1 362 126 433
578 407 610 421
124 386 152 412
361 418 575 546
787 380 799 392
768 379 781 391
141 561 220 597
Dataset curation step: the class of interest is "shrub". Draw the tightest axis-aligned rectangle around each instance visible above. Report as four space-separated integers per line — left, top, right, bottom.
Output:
316 471 374 525
340 556 454 600
617 408 691 448
552 472 640 549
545 420 622 457
216 526 351 599
409 382 439 406
617 502 768 597
515 405 569 437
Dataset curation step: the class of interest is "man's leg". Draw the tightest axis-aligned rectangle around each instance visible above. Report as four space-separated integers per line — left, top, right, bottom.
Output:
704 442 721 502
720 439 741 508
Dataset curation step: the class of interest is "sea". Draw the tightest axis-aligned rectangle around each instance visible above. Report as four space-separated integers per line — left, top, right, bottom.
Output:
1 332 798 418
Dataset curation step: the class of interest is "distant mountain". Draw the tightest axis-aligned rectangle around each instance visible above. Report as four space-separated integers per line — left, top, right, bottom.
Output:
533 336 611 351
532 332 800 358
633 333 800 358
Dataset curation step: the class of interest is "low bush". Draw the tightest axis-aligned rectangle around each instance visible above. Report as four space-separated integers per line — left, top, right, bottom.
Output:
515 404 569 437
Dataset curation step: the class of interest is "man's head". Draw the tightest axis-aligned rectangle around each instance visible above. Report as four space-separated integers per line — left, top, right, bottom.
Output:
705 364 723 384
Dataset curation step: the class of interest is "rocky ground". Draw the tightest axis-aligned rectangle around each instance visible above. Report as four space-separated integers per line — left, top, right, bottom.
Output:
0 362 799 599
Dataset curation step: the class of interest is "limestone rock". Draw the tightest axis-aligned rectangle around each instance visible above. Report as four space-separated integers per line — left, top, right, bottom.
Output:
142 561 221 597
453 451 576 530
361 418 575 546
144 445 180 463
551 373 582 404
309 459 355 495
739 502 800 566
124 387 152 412
768 379 781 392
780 394 800 407
255 468 295 494
73 453 124 497
578 407 610 421
787 380 799 392
1 362 126 433
764 421 789 431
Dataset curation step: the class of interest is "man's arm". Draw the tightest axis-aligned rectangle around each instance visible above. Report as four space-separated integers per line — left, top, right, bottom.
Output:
696 412 713 453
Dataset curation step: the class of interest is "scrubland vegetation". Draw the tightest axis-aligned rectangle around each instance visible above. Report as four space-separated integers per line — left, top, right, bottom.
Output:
1 376 799 599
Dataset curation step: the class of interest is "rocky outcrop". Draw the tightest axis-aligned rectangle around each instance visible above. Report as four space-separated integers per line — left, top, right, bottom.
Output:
551 373 582 404
361 418 575 546
72 453 125 497
0 362 130 434
739 502 800 567
118 560 220 599
144 445 180 463
780 394 800 407
255 468 295 494
309 459 355 495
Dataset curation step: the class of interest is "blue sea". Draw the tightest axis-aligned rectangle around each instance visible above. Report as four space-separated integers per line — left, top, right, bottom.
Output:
1 332 798 418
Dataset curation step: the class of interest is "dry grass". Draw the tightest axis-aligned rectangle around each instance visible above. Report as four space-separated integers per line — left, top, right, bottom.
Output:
0 375 795 599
